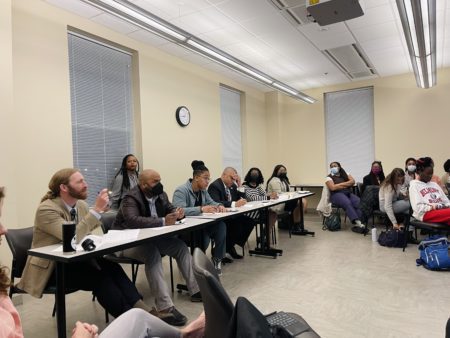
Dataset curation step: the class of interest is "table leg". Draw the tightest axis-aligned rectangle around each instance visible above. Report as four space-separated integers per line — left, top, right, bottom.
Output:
56 262 67 338
249 206 282 258
291 197 315 237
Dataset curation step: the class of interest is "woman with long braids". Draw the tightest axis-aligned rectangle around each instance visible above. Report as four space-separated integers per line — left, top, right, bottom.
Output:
110 154 140 209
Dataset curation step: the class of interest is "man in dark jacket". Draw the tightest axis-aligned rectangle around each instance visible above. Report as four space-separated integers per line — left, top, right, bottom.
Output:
112 169 201 326
208 167 254 260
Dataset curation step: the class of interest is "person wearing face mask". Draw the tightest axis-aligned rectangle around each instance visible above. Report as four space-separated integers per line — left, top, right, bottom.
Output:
326 162 366 231
441 159 450 196
266 165 304 229
242 168 278 250
409 157 450 224
112 169 202 326
361 161 385 195
400 157 417 196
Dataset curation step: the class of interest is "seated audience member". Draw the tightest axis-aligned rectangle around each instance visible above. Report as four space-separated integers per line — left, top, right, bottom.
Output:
361 161 385 194
71 309 205 338
0 187 24 338
441 159 450 195
242 168 278 250
379 168 410 229
414 158 445 190
0 187 205 338
266 165 304 230
208 167 254 260
172 161 227 275
326 162 366 231
110 154 140 209
17 169 152 319
409 157 450 224
112 169 202 326
400 157 417 195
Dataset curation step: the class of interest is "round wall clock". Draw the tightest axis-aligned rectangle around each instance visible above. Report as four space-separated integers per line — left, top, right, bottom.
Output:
175 106 191 127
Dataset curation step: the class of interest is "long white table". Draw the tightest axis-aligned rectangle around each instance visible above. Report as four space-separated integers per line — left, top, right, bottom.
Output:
27 191 314 338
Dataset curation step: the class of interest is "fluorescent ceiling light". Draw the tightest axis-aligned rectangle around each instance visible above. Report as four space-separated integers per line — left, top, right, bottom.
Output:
396 0 436 88
83 0 316 103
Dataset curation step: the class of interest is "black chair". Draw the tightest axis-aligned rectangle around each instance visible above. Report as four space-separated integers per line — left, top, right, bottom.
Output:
100 211 142 284
192 248 236 338
192 248 320 338
5 227 79 317
100 211 178 294
410 218 450 239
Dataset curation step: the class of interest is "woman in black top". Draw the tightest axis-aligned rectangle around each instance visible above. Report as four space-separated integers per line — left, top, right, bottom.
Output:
362 161 385 194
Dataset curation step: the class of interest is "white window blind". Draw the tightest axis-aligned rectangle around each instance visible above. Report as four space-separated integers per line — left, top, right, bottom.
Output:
324 87 374 183
68 33 134 204
220 86 243 177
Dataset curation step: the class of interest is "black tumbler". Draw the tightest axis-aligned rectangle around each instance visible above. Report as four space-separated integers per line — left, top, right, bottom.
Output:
62 222 76 253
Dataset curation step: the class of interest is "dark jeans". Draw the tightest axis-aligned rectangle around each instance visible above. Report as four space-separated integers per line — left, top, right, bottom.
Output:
225 215 254 250
48 257 141 318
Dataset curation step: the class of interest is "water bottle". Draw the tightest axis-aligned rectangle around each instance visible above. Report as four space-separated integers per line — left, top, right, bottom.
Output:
371 227 377 242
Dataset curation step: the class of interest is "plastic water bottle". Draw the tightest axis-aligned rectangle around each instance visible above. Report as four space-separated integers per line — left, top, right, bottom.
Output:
371 227 377 242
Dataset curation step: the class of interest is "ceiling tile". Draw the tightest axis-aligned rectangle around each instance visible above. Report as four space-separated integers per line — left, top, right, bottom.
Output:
45 0 103 18
351 21 399 43
91 13 139 34
299 22 355 50
346 3 396 29
214 0 276 23
128 29 169 46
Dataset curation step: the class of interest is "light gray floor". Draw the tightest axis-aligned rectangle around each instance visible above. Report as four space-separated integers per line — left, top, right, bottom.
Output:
15 213 450 338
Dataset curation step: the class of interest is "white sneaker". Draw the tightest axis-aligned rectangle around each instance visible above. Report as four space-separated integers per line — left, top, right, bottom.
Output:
212 258 222 276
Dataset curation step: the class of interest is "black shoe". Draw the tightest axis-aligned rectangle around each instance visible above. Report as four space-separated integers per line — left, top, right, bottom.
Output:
190 291 202 302
228 246 243 259
159 307 187 326
222 255 233 264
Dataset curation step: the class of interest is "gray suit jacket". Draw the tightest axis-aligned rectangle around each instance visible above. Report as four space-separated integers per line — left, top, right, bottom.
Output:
18 197 100 298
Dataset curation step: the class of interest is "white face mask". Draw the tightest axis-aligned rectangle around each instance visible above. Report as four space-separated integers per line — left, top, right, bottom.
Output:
330 167 339 175
407 165 416 173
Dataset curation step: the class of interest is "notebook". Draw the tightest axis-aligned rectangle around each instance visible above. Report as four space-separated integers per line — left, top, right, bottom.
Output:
266 311 311 337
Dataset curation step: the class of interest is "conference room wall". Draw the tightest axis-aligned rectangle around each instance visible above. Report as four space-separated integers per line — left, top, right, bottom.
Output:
277 68 450 188
0 0 16 269
2 0 270 246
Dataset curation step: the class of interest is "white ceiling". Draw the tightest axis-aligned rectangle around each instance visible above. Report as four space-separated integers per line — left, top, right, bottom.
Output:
45 0 450 92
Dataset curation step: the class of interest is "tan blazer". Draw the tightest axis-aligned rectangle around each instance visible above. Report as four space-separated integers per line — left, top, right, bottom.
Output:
17 197 100 298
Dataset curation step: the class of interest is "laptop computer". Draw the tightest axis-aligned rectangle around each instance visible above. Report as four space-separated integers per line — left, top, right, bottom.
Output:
266 311 311 337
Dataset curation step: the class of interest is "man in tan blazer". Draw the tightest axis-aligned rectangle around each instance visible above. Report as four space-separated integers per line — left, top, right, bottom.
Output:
17 168 155 319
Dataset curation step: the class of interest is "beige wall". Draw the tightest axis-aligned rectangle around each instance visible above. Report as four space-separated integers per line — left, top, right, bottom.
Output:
3 0 450 266
278 69 450 187
4 0 268 234
0 0 15 267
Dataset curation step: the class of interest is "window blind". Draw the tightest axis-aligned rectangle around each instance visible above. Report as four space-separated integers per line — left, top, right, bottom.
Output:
220 86 243 177
324 87 374 183
68 33 134 204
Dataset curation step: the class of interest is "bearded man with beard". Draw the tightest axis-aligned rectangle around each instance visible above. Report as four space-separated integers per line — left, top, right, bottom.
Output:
18 168 153 319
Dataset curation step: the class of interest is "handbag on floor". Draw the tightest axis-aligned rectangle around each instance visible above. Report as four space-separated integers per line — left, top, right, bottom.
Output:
378 229 405 247
322 210 341 231
416 236 450 270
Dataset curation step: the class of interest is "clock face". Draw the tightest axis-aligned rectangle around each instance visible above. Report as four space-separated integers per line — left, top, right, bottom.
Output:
176 106 191 127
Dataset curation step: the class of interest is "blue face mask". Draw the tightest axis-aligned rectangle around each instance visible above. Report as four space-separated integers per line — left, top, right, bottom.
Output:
330 167 339 175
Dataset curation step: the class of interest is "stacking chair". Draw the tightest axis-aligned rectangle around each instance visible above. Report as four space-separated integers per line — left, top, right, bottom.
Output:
192 248 236 338
192 248 320 338
5 227 79 317
410 218 450 238
100 211 143 284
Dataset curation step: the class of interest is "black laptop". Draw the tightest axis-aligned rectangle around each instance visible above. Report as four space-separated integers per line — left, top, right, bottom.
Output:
266 311 312 337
